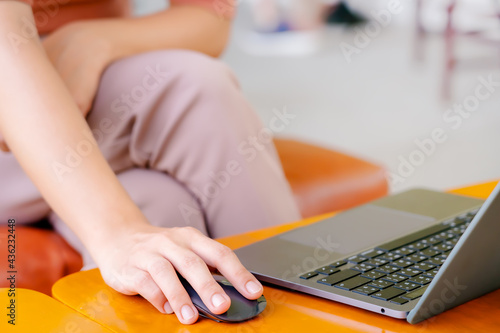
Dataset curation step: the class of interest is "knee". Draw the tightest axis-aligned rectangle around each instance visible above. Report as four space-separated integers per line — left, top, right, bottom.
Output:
148 50 260 140
94 50 262 152
105 50 244 123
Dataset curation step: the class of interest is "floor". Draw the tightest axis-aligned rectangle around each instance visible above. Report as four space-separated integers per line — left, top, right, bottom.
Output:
221 2 500 194
133 0 500 194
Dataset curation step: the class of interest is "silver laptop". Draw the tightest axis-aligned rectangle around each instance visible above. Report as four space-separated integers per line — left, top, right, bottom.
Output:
234 183 500 323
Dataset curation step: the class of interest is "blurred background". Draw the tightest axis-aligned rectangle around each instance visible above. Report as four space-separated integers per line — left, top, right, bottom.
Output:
137 0 500 193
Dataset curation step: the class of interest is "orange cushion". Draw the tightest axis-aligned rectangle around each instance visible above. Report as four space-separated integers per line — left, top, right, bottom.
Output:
274 138 388 217
0 225 82 295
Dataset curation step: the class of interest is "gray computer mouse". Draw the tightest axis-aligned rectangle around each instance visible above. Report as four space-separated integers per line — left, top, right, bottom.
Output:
178 274 267 323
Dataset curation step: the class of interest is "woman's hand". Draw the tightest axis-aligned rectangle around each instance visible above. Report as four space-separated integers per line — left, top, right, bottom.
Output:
42 4 233 116
42 21 114 116
95 224 264 325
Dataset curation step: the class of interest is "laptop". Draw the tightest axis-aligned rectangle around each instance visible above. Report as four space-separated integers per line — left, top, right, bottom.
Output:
234 183 500 323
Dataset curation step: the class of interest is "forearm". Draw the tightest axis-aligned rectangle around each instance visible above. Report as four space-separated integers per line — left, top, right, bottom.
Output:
0 4 266 324
95 5 232 62
0 4 147 252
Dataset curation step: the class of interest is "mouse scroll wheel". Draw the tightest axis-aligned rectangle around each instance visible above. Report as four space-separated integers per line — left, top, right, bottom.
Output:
219 280 232 286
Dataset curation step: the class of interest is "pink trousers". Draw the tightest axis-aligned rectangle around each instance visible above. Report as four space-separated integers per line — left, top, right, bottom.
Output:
0 50 301 268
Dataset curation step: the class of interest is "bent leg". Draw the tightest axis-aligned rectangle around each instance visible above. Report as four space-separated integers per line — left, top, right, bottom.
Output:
86 50 301 238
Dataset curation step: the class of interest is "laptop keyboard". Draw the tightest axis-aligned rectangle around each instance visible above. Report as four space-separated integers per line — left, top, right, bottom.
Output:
298 209 479 305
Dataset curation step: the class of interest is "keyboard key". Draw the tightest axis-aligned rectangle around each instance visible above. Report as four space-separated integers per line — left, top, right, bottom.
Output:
390 297 409 305
436 231 455 241
361 270 386 280
401 286 428 300
447 218 467 228
407 254 428 263
438 250 452 260
390 259 413 268
424 257 445 266
421 236 442 246
360 249 386 259
299 272 318 280
375 265 400 275
450 227 464 236
409 275 432 285
422 269 439 279
432 243 454 253
412 262 436 272
397 268 421 277
351 263 375 273
394 247 416 256
371 286 406 301
394 281 420 291
316 266 340 275
382 274 407 284
347 255 367 264
376 224 449 252
442 250 451 257
379 252 403 262
335 276 372 291
365 258 390 267
407 241 430 251
317 269 360 286
329 260 347 268
353 285 380 296
368 279 394 289
420 248 440 257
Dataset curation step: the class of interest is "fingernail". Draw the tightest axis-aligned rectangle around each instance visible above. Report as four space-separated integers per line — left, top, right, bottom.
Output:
246 281 262 294
181 305 195 321
163 302 174 314
212 293 226 308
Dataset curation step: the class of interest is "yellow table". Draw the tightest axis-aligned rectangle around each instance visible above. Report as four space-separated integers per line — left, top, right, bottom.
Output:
46 181 500 332
0 288 110 332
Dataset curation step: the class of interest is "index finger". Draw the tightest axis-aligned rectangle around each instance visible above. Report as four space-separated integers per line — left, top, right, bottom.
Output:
189 233 263 300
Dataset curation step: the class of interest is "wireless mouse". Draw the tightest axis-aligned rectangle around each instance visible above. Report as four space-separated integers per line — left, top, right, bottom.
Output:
178 274 267 323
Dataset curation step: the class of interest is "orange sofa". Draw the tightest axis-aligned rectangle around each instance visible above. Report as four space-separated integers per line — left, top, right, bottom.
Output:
0 138 388 295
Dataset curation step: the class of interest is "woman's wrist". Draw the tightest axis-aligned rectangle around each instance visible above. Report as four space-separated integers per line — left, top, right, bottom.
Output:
77 205 151 251
80 6 232 62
